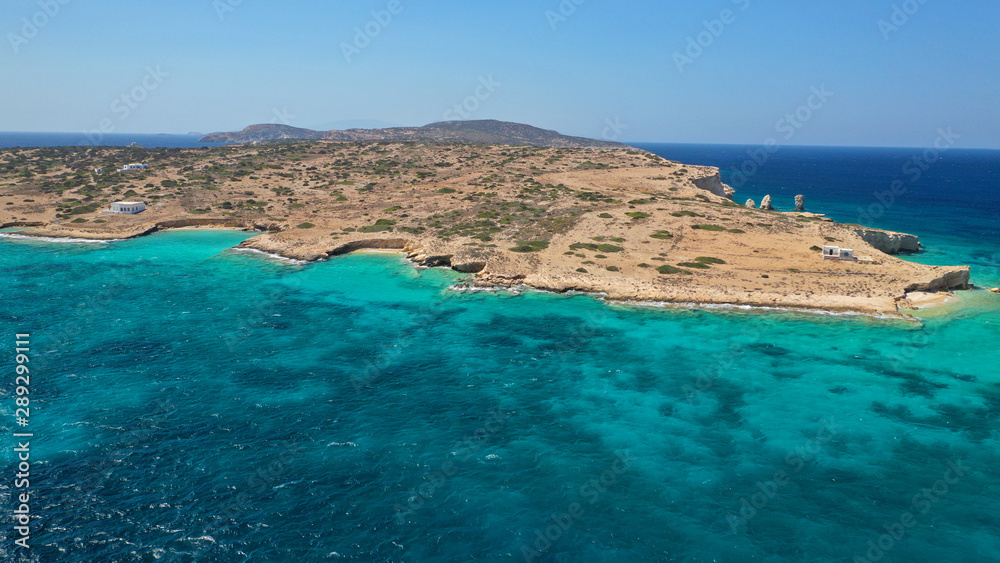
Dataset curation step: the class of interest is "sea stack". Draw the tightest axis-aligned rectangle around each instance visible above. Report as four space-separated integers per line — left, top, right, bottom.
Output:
745 199 756 209
760 195 774 210
795 195 805 211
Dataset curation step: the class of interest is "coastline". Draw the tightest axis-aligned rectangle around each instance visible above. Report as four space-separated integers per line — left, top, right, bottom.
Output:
0 141 973 320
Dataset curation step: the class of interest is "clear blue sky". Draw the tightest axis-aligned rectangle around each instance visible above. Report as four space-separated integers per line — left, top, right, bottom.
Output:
2 0 997 148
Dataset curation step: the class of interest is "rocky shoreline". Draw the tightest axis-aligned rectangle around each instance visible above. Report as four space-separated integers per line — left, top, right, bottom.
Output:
0 141 974 320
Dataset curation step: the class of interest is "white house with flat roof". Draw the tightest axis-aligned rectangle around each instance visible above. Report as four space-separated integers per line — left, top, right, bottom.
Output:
111 201 146 214
822 245 856 261
117 163 149 173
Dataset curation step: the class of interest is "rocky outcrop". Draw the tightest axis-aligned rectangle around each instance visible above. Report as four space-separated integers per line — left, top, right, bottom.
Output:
691 172 736 200
327 238 410 256
0 221 44 229
853 228 920 254
745 199 756 209
760 195 774 210
904 267 971 292
795 195 805 211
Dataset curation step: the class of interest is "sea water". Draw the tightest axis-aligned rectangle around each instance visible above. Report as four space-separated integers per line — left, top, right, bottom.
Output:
1 146 999 562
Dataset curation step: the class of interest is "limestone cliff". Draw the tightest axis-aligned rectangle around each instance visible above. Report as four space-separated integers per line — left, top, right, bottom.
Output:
853 228 920 254
691 172 735 200
904 267 971 292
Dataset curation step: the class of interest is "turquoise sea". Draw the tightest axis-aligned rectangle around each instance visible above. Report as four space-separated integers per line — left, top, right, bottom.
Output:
2 146 1000 562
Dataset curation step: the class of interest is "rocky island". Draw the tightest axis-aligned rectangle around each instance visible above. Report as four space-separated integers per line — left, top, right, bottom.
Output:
0 121 971 318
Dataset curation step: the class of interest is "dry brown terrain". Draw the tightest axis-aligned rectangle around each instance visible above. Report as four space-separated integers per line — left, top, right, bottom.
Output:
0 141 970 317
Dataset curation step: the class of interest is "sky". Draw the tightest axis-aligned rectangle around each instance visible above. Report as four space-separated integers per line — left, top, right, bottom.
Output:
1 0 998 148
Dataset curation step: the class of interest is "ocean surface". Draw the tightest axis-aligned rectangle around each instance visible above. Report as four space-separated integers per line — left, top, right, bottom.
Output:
1 145 999 562
0 132 219 149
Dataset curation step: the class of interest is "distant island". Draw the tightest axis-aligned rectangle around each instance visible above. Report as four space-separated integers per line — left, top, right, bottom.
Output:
199 119 633 150
1 121 971 318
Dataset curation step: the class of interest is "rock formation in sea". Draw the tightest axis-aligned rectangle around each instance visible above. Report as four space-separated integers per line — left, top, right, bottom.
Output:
795 195 805 211
852 228 920 254
760 195 774 210
745 199 756 209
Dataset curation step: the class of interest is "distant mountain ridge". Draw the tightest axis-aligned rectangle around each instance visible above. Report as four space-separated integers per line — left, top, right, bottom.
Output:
198 120 634 150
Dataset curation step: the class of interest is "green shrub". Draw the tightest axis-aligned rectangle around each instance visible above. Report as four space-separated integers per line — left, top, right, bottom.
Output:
650 230 673 240
438 187 457 194
598 213 613 219
569 242 624 253
678 262 710 269
810 245 822 251
727 229 745 234
637 263 652 268
594 254 608 259
606 265 620 272
297 222 315 229
691 224 726 231
576 268 588 273
761 274 770 278
656 264 692 275
626 212 651 219
510 240 549 253
71 218 88 223
671 210 702 217
359 224 393 233
695 257 726 264
610 237 625 243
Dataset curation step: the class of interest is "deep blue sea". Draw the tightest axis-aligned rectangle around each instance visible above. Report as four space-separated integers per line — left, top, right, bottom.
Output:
1 145 1000 562
0 132 219 149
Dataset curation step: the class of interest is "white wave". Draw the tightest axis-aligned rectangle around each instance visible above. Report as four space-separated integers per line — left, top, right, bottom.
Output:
0 232 120 244
227 246 308 265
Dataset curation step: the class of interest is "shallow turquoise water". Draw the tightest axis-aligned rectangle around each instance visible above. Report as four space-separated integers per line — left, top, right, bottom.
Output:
1 227 998 562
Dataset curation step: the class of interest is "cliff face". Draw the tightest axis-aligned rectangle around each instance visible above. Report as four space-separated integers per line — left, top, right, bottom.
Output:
691 172 735 200
853 228 921 254
905 267 971 291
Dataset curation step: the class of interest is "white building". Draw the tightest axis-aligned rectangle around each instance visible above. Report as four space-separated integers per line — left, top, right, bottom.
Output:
118 163 149 173
822 245 856 261
111 201 147 214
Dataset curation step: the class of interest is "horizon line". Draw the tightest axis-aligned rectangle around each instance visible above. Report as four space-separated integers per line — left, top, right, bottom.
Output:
1 130 998 152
